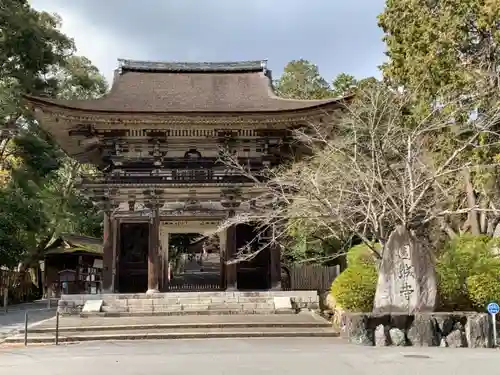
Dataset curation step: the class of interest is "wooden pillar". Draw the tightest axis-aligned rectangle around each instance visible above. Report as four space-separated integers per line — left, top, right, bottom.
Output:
225 211 237 290
269 236 282 290
113 220 120 293
102 212 114 293
147 207 160 294
161 231 170 291
219 230 226 289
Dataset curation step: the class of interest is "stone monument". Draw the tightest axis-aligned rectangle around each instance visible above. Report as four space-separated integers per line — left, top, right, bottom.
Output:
373 225 437 314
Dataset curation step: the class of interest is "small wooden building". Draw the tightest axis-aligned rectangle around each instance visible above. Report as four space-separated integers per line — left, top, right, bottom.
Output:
44 234 103 297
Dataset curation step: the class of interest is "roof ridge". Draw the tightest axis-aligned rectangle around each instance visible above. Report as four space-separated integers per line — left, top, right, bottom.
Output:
117 59 267 73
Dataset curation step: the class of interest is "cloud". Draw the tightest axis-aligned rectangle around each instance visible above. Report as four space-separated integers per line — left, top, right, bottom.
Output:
31 0 386 84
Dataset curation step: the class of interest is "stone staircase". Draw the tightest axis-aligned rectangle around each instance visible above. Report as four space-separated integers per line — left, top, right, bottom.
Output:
3 312 339 344
58 291 320 316
102 294 279 315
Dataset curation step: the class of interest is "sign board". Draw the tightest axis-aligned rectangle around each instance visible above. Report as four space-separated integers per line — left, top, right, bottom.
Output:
487 302 499 315
93 259 103 269
82 300 103 313
487 302 499 348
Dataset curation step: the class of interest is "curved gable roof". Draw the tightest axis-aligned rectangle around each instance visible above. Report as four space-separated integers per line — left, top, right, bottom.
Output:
25 59 346 114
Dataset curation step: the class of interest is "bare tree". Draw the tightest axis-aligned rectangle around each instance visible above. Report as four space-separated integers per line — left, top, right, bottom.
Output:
218 85 500 263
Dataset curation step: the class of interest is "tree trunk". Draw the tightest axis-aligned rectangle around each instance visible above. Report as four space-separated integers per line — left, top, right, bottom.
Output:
463 169 480 235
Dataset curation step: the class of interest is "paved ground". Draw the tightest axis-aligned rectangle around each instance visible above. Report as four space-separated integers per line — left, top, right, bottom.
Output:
0 300 57 340
30 311 327 330
3 312 336 343
1 338 499 375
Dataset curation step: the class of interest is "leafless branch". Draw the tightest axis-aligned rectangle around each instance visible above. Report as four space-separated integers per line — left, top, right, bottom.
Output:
216 85 500 262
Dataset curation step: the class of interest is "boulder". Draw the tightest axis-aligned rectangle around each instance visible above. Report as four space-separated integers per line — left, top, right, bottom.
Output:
344 313 373 346
390 313 414 331
373 226 437 314
465 313 492 348
324 293 346 331
389 328 406 346
407 314 437 346
438 315 456 336
323 292 336 311
375 324 389 346
446 329 466 348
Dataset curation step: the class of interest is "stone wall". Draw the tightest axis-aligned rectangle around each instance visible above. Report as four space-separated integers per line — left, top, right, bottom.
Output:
341 312 494 348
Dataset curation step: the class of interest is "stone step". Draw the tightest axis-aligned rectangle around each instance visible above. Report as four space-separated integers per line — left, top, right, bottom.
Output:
107 297 276 306
117 302 275 309
23 320 331 334
82 308 294 317
4 327 339 344
108 291 284 299
57 291 320 316
103 298 281 315
111 305 278 312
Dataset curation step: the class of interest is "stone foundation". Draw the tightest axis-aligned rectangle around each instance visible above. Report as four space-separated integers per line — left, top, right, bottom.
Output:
57 291 320 316
341 312 494 348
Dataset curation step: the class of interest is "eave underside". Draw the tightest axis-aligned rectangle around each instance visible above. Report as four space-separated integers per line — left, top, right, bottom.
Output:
82 183 263 217
30 106 340 166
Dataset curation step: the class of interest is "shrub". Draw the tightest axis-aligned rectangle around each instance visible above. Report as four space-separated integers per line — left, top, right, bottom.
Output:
329 242 380 312
436 235 500 311
330 262 378 312
346 243 380 266
467 272 500 310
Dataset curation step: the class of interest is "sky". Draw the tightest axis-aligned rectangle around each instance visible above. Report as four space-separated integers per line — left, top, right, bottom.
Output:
30 0 387 84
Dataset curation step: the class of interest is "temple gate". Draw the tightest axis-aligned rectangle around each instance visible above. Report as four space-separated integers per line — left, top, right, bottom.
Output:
24 59 344 294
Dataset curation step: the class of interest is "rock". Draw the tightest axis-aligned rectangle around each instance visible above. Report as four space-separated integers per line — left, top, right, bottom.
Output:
390 313 414 331
375 324 389 346
446 329 466 348
440 338 447 347
324 292 336 311
389 328 406 346
366 314 391 331
439 316 455 336
344 313 373 346
465 313 492 348
325 294 346 331
332 307 346 331
407 314 438 346
373 225 437 314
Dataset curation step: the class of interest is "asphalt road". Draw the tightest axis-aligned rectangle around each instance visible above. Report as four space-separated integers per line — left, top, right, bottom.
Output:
1 338 499 375
0 301 56 340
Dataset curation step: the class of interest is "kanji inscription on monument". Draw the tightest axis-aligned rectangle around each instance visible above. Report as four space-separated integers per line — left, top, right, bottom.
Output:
373 225 437 314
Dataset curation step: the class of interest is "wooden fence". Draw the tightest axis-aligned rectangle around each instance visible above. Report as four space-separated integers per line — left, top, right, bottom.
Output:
0 269 38 305
282 264 341 292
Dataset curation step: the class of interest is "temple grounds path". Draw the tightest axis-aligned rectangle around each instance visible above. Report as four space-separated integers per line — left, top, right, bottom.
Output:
0 300 56 340
2 312 339 343
1 337 499 375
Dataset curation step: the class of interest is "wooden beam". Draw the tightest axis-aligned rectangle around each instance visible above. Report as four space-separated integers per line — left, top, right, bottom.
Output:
102 212 114 293
146 206 160 294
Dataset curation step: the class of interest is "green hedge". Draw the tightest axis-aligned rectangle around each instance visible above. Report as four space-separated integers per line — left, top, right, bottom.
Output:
436 235 500 311
330 235 500 313
330 243 379 312
330 262 378 312
346 243 380 265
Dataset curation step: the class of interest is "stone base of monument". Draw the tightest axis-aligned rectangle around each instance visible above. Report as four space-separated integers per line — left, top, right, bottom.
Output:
340 312 494 348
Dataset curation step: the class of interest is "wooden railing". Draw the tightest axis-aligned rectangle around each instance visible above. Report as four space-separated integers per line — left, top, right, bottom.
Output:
167 283 221 292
